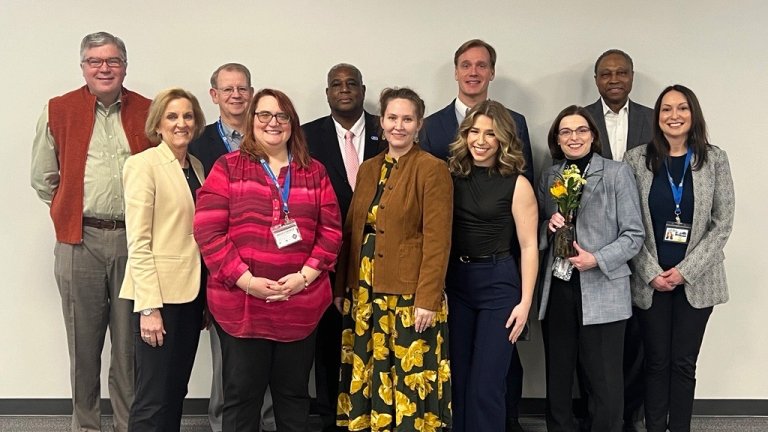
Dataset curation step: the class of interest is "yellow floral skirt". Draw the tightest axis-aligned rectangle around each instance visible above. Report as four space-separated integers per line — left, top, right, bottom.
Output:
337 231 452 432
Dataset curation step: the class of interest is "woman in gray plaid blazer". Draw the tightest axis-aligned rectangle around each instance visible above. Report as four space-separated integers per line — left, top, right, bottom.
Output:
538 105 645 432
624 85 735 432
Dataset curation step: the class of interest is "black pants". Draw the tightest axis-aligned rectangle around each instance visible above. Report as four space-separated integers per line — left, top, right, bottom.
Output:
542 280 625 432
622 309 645 427
128 294 204 432
217 322 317 432
575 308 645 431
639 288 712 432
314 305 343 432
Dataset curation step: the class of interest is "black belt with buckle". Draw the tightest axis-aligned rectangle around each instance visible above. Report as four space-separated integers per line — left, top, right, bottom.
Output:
83 217 125 230
456 251 511 263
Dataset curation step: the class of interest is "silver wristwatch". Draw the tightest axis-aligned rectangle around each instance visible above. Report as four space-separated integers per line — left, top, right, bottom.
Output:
140 308 156 316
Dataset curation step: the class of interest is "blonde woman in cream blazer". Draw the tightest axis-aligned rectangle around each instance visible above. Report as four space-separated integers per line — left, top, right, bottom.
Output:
119 88 206 432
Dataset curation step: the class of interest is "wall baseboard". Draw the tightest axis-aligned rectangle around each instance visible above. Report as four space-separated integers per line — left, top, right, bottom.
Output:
518 398 768 416
1 398 766 416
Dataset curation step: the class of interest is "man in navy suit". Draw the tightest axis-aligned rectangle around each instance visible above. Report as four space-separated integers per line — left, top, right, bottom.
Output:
422 39 534 185
302 63 382 432
189 63 279 432
584 49 653 432
422 39 532 432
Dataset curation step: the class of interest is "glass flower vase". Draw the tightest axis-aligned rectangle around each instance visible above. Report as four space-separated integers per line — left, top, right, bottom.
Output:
553 214 576 258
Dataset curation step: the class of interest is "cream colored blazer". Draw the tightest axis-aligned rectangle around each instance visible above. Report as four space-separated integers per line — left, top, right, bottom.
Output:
119 141 205 312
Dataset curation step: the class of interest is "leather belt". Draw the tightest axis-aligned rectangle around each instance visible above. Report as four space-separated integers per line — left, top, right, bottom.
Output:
83 217 125 230
456 251 512 263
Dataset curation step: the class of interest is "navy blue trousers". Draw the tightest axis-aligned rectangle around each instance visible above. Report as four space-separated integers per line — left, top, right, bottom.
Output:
447 255 522 432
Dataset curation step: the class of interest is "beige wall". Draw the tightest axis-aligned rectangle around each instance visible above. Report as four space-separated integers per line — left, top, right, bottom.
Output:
1 0 765 399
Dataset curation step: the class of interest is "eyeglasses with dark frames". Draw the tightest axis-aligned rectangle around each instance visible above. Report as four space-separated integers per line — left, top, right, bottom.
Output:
81 57 125 68
255 111 290 125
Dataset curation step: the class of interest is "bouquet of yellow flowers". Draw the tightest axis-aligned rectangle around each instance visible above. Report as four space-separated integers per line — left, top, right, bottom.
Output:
550 164 587 217
549 164 587 259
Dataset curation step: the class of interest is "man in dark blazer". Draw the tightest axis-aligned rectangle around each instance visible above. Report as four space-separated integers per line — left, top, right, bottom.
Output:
421 39 532 432
189 63 279 432
584 49 653 432
302 63 382 432
585 49 653 161
189 63 253 176
421 39 534 186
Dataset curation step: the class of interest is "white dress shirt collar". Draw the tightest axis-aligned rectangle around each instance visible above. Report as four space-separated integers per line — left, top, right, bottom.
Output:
332 113 366 164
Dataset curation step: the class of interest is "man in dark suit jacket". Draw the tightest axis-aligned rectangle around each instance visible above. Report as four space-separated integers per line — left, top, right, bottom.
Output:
585 49 653 161
302 63 382 432
583 49 653 432
422 39 534 186
421 39 531 432
189 63 253 176
188 63 280 432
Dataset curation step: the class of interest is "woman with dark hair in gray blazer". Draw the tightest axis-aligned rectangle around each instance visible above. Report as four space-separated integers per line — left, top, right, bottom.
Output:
539 105 644 432
624 85 735 432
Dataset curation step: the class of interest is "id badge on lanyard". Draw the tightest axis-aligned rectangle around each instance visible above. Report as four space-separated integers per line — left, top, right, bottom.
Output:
217 119 236 152
260 157 302 249
271 217 302 249
663 148 692 245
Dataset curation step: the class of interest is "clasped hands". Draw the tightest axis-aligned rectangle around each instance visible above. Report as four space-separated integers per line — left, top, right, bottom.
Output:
650 267 685 292
548 212 597 272
237 272 305 302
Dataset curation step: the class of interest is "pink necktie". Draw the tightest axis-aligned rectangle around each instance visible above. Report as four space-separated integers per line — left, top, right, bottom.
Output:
344 131 358 190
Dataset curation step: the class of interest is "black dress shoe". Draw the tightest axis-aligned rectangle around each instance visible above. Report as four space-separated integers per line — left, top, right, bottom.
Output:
623 419 645 432
506 417 525 432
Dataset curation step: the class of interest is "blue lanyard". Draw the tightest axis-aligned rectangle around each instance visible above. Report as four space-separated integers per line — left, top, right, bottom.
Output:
216 119 236 152
664 146 693 221
259 156 292 217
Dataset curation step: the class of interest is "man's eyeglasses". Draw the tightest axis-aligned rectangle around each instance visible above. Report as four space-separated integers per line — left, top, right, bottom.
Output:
217 87 251 96
255 111 290 125
81 57 125 68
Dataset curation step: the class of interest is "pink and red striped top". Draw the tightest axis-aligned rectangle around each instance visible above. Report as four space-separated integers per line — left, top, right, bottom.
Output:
194 151 342 341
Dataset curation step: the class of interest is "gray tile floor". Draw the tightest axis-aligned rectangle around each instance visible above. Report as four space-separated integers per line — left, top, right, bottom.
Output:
1 415 767 431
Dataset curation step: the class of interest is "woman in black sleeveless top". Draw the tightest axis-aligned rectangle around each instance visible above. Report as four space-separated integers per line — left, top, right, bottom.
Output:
446 100 539 432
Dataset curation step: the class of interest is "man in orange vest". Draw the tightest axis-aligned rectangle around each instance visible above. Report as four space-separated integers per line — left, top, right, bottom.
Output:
31 31 152 432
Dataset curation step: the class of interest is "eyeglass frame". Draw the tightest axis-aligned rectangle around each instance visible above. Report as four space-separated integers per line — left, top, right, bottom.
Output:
81 57 126 69
216 86 252 96
557 126 593 139
255 111 291 125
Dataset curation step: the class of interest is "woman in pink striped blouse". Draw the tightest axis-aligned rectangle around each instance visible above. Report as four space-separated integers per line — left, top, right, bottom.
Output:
194 88 342 432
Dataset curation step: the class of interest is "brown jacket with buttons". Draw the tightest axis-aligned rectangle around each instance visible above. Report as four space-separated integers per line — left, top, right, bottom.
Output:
334 145 453 311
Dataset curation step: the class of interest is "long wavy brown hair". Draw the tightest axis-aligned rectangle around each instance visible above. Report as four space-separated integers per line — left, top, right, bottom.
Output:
448 100 526 177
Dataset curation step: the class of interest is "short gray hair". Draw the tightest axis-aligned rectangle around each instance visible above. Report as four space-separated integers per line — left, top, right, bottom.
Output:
210 63 252 88
80 32 127 62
